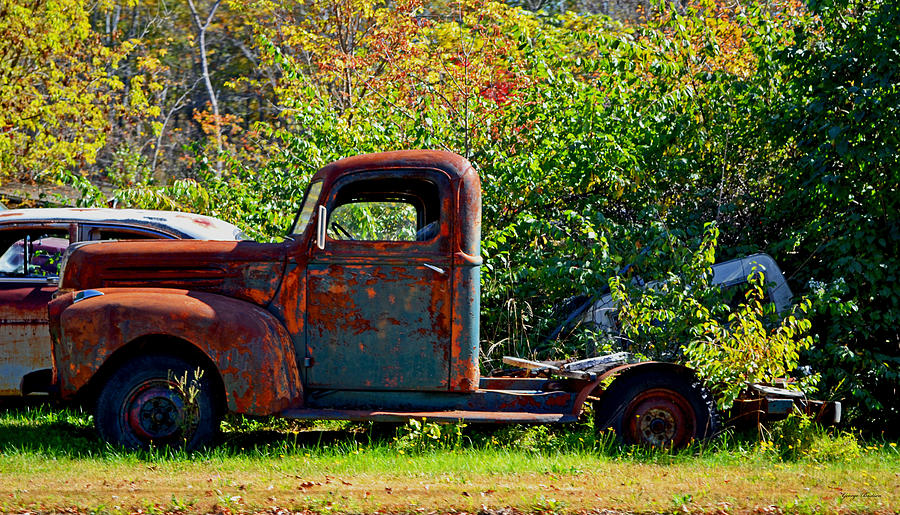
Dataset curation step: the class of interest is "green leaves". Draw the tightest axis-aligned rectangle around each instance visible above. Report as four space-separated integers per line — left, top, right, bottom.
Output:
0 0 149 181
769 0 900 430
52 0 894 430
610 230 816 411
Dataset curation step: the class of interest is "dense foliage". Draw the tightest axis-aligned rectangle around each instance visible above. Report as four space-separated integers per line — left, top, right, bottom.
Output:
0 0 156 181
768 0 900 433
1 0 896 433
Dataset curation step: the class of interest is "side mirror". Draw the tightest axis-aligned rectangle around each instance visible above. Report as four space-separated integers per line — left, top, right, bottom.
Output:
316 205 327 250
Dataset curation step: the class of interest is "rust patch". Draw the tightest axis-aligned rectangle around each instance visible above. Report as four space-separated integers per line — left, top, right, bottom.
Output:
52 288 302 415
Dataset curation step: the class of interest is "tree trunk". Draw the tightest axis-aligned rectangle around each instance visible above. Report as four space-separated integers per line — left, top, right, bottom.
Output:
187 0 223 176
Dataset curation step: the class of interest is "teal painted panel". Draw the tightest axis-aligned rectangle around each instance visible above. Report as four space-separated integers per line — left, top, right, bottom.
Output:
306 263 451 390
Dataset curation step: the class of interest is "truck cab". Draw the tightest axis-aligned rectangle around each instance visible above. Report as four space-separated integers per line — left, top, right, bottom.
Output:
49 151 723 450
293 152 481 393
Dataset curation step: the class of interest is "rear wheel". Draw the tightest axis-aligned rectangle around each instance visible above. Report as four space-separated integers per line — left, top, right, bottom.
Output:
94 354 220 450
594 371 718 448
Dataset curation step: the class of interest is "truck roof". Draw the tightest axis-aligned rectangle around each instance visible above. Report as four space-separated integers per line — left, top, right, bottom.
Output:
313 149 478 184
0 208 246 240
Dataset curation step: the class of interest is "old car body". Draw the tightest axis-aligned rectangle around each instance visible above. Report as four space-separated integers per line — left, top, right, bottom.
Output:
573 253 793 352
0 208 244 397
50 152 489 414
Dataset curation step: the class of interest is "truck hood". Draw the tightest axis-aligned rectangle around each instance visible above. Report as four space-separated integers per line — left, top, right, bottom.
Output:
59 239 287 306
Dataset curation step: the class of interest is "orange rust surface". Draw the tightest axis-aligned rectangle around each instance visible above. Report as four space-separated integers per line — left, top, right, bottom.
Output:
60 240 286 306
53 288 301 415
50 150 493 418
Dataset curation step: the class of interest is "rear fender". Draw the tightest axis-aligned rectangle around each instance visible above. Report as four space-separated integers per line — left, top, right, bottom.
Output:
594 361 697 397
52 288 302 415
572 361 702 416
596 362 700 387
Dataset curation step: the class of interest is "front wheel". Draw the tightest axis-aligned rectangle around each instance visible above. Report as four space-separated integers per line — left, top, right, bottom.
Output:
94 354 221 450
594 371 719 448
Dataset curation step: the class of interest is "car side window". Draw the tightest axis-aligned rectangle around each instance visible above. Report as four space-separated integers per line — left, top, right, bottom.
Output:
87 227 170 241
0 229 70 278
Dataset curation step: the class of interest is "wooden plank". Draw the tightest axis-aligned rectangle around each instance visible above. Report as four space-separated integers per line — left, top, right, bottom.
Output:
502 356 560 371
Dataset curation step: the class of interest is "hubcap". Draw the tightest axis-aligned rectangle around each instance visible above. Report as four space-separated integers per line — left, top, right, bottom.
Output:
124 380 186 442
624 388 696 447
641 407 676 443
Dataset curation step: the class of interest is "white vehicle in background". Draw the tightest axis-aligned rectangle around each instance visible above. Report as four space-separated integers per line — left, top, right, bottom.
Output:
550 253 793 354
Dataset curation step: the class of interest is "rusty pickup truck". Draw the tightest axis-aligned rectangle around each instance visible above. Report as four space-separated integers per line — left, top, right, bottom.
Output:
47 151 831 450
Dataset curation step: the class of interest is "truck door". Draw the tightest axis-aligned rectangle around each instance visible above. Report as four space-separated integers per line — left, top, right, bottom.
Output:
305 172 453 391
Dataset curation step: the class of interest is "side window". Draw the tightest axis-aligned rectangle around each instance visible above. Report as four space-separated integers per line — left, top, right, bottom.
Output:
87 227 170 241
328 177 440 243
721 277 773 312
0 229 70 278
330 202 417 241
291 180 324 236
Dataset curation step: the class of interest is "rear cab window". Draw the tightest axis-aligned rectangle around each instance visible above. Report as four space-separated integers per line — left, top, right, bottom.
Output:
83 226 173 241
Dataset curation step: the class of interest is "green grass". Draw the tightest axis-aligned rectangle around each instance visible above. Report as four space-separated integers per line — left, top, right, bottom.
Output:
0 403 898 514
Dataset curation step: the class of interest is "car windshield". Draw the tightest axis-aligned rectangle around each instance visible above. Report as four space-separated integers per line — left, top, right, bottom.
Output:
290 181 323 235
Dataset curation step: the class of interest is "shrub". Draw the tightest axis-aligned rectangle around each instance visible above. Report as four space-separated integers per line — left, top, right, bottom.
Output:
392 419 468 453
764 413 861 462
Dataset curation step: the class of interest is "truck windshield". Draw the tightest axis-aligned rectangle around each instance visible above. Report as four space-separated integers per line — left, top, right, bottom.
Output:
290 181 323 235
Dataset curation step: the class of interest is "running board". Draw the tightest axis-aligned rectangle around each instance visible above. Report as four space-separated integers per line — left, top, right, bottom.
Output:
279 408 576 424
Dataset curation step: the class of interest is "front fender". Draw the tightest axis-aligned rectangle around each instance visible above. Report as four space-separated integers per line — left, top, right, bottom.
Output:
51 288 302 415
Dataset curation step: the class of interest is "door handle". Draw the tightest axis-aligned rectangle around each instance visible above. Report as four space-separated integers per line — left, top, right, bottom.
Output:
423 263 446 275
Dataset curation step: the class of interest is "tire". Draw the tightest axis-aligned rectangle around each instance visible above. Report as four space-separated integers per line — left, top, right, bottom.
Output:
594 370 719 448
94 354 221 450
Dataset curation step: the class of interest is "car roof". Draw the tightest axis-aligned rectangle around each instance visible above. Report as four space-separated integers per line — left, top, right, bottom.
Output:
0 208 246 240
